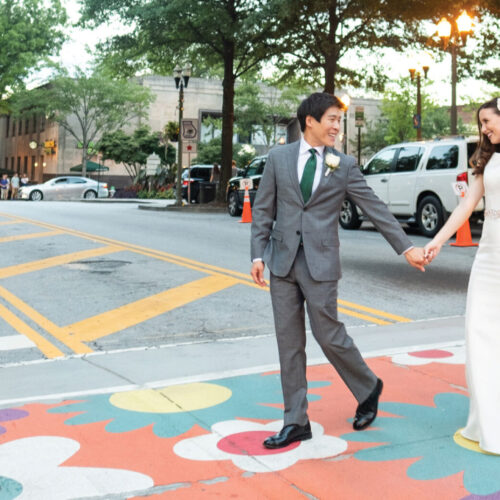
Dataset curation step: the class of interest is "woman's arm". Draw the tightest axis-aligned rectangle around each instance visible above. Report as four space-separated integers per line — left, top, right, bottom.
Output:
424 174 484 260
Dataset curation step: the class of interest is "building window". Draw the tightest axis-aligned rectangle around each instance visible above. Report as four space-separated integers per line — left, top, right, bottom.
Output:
40 114 46 132
18 120 22 135
24 156 28 174
4 158 7 169
11 120 16 137
31 156 36 177
5 116 9 138
25 119 29 135
10 157 15 171
41 155 45 169
17 157 21 173
32 116 37 133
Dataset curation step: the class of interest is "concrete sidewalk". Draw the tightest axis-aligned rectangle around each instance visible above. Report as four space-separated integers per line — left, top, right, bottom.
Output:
1 317 498 499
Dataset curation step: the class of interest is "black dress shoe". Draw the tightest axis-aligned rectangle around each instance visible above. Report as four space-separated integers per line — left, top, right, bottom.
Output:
353 378 383 431
263 421 312 449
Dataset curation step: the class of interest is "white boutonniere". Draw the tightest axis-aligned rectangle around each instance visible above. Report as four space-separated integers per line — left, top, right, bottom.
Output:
324 153 340 176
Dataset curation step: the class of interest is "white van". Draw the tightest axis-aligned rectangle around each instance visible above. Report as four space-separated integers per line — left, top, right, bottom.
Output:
340 137 484 237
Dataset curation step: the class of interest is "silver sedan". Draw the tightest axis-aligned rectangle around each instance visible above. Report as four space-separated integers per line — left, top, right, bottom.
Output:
19 176 109 201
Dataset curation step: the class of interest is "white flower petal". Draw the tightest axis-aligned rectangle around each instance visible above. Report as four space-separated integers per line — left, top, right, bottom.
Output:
0 436 153 500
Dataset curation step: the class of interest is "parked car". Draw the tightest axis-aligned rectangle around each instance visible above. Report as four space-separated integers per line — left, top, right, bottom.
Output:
226 155 267 216
340 137 483 237
182 164 214 203
19 176 109 201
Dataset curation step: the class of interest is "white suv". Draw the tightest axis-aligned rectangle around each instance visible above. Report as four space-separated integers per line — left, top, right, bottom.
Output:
340 137 484 237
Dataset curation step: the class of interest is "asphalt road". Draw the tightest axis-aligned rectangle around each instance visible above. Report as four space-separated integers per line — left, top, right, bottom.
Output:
0 200 480 366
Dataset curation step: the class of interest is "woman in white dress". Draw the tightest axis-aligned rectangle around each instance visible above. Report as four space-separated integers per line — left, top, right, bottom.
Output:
424 97 500 454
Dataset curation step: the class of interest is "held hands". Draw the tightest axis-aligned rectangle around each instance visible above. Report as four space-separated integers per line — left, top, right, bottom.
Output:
404 247 429 272
423 240 442 263
251 260 268 287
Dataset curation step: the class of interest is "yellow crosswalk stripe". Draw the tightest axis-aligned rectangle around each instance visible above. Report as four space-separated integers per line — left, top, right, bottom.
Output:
0 230 63 243
0 245 120 279
64 274 239 342
0 303 64 358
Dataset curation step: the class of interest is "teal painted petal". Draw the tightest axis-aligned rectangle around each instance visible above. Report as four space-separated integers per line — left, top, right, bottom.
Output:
0 476 22 500
341 392 500 495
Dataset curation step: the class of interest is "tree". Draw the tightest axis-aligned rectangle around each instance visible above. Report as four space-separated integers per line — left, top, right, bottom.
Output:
98 126 176 182
12 70 154 176
272 1 500 95
0 0 66 105
78 0 291 201
234 81 301 148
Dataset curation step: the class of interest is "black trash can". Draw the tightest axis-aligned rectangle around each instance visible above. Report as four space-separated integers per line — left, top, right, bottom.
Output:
199 182 216 203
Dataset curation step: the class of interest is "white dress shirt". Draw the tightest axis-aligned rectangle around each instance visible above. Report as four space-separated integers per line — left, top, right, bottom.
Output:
298 137 324 195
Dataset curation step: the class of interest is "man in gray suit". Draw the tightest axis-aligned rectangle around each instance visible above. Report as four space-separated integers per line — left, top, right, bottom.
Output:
251 92 427 449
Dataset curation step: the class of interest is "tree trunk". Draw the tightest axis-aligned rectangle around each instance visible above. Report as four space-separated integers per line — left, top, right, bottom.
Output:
82 147 87 178
324 4 338 94
217 41 235 203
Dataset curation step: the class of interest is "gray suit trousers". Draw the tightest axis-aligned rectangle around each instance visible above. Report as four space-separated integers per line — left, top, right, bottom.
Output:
270 246 378 426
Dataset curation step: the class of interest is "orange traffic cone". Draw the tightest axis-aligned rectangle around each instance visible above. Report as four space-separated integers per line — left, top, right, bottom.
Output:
239 185 252 223
450 193 478 247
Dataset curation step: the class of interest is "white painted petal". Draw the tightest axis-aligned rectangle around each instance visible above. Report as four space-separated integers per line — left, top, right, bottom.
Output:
174 434 229 461
232 453 298 473
0 437 153 500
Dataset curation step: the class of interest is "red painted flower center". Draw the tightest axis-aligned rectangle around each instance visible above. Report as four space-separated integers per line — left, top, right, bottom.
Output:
409 349 453 359
217 431 301 455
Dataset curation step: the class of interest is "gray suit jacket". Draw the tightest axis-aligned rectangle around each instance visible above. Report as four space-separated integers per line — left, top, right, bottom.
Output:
251 140 413 281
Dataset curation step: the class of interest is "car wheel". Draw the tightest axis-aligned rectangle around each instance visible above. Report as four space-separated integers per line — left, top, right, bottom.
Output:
417 195 444 237
29 190 43 201
227 191 242 217
84 190 97 199
339 198 362 229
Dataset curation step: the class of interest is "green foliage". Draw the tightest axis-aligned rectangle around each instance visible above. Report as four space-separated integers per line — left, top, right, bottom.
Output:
98 126 176 181
195 137 222 165
164 121 179 142
234 81 300 147
0 0 67 105
137 188 175 199
11 70 154 176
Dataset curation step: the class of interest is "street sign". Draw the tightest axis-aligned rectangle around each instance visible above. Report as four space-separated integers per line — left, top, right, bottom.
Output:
355 106 365 128
146 153 161 175
181 119 198 140
182 141 198 154
239 178 253 190
413 114 421 129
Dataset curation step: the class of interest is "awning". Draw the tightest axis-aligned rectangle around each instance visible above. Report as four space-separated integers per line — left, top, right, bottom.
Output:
70 161 109 173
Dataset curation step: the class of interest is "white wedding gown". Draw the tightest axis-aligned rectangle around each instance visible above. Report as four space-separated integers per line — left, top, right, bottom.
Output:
461 152 500 454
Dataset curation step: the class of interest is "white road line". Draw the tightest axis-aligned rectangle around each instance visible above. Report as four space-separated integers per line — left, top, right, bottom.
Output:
0 335 35 351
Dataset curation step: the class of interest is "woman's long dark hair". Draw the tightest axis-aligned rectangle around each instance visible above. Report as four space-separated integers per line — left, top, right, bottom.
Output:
470 97 500 175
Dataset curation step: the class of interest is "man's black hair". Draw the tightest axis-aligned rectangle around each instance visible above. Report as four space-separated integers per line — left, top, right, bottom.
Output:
297 92 346 132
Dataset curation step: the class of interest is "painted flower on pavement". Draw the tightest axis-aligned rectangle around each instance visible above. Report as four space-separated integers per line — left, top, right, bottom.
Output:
0 436 153 500
391 346 465 366
174 419 347 473
342 393 500 496
49 373 329 438
0 409 29 435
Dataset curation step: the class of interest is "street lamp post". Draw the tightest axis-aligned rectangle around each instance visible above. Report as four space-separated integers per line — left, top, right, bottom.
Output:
340 94 350 154
174 63 192 206
435 11 473 135
409 65 429 141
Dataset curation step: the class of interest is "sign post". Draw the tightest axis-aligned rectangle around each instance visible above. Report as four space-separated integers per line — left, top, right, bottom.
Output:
146 153 161 192
354 106 365 165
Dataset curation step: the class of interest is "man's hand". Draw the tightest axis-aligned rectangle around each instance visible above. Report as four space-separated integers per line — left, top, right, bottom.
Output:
404 247 428 272
251 260 267 287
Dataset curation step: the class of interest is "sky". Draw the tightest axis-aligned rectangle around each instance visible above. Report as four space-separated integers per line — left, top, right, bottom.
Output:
48 0 496 106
